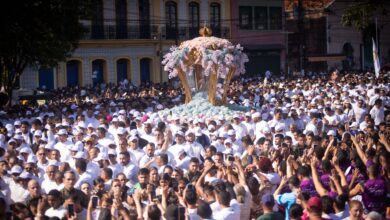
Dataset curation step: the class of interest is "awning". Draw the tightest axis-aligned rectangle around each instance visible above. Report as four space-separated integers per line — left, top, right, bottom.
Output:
308 54 346 62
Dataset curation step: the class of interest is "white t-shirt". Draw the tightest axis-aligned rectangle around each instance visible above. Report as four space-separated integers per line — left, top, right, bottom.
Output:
45 206 67 219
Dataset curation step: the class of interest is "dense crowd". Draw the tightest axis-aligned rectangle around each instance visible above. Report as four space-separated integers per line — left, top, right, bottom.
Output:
0 70 389 220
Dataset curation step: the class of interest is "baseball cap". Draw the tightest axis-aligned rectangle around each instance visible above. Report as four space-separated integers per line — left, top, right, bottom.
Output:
327 130 336 136
57 129 67 135
308 196 322 211
10 165 23 174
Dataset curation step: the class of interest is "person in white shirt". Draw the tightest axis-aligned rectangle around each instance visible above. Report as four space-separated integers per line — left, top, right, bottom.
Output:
53 129 73 162
127 136 145 164
41 164 61 193
74 158 93 189
215 191 240 220
369 99 385 126
184 131 205 160
139 142 157 168
118 151 139 184
42 189 67 219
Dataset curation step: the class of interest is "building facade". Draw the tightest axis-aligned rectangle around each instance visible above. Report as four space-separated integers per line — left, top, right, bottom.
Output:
326 0 390 71
230 0 286 76
20 0 231 90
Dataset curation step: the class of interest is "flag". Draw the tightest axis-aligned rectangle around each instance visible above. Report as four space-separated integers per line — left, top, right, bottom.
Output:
372 38 381 78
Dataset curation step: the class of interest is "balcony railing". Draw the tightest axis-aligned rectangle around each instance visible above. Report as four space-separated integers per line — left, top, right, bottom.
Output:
82 22 230 40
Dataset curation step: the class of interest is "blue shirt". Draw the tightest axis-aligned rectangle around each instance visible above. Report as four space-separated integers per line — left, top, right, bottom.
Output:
276 192 297 220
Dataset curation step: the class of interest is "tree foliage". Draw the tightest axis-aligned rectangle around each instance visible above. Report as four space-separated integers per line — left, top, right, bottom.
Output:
0 0 90 105
341 0 387 31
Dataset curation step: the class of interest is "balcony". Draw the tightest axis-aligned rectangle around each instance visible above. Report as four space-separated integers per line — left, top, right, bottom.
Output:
82 21 230 41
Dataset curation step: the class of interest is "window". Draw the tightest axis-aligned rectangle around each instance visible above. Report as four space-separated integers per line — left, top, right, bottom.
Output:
139 0 150 39
165 1 177 39
189 2 200 38
91 0 104 39
239 6 252 30
254 7 268 30
210 2 221 36
269 7 282 30
115 0 127 38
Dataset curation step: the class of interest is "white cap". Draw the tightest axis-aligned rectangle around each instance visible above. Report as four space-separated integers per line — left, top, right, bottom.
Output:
14 120 21 126
26 155 37 163
87 123 94 128
18 171 32 179
117 127 127 135
57 129 67 135
227 130 235 136
119 110 126 115
252 112 261 119
13 134 23 140
327 130 336 136
74 151 84 159
8 139 16 144
19 147 30 154
34 130 42 137
94 153 109 162
10 165 23 174
275 124 284 132
208 125 215 131
224 138 232 145
48 160 60 167
108 149 117 156
62 122 70 127
245 112 251 117
175 131 184 137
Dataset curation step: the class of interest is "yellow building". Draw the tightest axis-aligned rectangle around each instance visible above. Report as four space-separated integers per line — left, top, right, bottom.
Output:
20 0 231 90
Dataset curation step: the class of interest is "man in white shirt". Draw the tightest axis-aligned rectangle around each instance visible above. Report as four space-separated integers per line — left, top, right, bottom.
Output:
215 191 240 220
370 99 384 126
118 151 139 184
74 158 93 189
127 136 145 164
41 164 60 193
54 129 73 162
43 189 67 219
139 142 157 168
185 131 205 160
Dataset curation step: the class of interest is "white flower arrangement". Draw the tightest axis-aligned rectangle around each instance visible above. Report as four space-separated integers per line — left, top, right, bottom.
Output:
162 37 249 79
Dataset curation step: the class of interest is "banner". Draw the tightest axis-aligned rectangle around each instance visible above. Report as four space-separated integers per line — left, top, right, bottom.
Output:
372 38 380 78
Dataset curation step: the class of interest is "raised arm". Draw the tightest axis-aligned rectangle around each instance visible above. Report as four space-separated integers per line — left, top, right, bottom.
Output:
351 135 368 165
310 157 328 197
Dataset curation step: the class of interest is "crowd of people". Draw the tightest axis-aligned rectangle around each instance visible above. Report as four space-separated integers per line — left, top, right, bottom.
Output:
0 70 389 220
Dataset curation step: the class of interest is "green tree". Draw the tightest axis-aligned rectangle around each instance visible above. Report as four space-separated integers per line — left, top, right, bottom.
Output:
0 0 89 106
341 0 386 31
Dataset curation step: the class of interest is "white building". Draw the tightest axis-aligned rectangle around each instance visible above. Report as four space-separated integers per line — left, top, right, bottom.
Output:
20 0 231 90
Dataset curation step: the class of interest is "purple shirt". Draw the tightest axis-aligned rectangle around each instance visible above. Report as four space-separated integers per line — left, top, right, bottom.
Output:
362 178 387 212
320 174 331 191
300 179 317 197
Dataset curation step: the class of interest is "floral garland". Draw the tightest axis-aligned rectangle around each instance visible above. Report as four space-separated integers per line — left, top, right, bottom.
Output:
162 37 249 79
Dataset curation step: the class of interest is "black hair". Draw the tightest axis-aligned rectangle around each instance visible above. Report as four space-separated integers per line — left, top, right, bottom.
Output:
138 167 150 176
217 191 231 207
334 194 347 210
288 176 300 188
147 204 162 220
289 204 303 219
321 196 334 214
184 189 198 205
197 203 212 219
75 158 87 172
297 165 310 178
